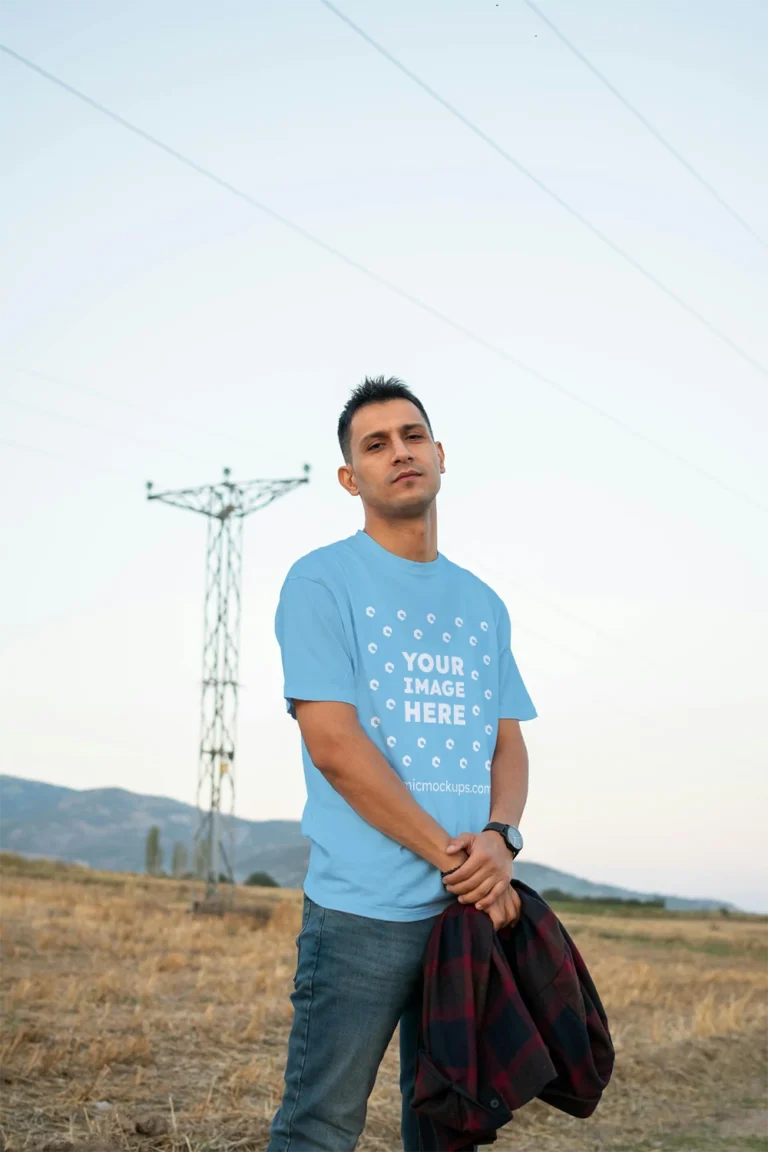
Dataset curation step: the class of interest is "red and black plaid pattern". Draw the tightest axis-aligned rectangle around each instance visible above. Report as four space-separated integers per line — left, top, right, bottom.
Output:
412 879 615 1151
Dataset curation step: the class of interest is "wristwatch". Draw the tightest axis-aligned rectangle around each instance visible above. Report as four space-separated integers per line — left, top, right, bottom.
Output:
483 822 523 859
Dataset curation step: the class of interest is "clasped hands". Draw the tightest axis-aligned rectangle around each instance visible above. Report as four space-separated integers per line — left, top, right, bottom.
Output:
442 830 522 931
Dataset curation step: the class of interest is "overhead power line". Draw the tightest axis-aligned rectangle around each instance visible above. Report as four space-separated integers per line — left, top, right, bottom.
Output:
522 0 767 249
0 393 204 466
1 435 71 462
317 1 767 378
466 556 622 646
1 43 765 516
0 433 136 478
7 364 264 454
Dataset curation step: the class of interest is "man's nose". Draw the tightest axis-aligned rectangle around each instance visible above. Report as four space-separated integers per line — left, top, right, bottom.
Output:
391 438 414 462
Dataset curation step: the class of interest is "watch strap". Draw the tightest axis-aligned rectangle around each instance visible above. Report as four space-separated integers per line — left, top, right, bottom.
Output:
483 822 522 858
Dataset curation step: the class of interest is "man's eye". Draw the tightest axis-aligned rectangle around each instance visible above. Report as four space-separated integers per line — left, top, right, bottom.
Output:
408 433 423 440
368 443 383 451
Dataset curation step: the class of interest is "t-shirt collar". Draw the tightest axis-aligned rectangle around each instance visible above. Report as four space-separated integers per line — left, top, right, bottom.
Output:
348 529 444 579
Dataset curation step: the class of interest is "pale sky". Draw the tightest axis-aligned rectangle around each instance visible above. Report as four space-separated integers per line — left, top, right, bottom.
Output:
1 0 766 911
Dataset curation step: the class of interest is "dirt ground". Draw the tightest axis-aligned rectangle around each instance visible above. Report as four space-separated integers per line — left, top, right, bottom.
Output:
0 856 766 1152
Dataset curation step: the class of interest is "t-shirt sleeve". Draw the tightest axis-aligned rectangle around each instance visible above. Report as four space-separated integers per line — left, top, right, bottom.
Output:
497 599 538 721
274 576 357 719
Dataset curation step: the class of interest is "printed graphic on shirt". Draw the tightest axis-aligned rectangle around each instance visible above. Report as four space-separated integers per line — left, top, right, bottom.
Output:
361 604 495 775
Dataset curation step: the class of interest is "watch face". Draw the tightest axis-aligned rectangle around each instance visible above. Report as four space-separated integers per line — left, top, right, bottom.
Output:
507 826 523 852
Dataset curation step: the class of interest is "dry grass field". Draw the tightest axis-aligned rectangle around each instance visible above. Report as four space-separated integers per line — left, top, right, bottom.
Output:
1 854 766 1152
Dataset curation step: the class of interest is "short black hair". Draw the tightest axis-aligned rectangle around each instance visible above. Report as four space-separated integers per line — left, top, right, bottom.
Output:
337 376 433 462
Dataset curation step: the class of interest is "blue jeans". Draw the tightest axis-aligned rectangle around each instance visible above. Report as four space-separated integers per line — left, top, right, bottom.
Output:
267 895 440 1151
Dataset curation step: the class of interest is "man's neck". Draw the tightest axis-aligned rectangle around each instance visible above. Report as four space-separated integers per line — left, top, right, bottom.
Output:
363 511 438 563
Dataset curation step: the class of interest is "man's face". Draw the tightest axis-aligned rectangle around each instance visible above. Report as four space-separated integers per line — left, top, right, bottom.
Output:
338 398 445 518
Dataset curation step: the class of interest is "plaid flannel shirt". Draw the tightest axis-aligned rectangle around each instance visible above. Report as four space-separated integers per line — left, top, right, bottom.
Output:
412 879 615 1151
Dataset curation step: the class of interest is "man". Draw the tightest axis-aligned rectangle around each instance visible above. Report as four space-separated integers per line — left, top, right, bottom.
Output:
267 376 537 1152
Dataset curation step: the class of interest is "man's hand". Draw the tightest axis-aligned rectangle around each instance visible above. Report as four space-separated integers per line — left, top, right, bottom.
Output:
441 830 514 910
483 885 522 931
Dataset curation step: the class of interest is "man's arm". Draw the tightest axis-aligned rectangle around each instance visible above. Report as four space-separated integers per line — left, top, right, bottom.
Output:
442 719 529 908
294 699 467 875
489 718 529 827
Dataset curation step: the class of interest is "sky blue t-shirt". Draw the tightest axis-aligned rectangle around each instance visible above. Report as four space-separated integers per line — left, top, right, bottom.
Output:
274 529 537 921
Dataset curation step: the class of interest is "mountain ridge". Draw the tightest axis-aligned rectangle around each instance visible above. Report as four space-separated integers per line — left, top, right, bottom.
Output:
0 774 735 910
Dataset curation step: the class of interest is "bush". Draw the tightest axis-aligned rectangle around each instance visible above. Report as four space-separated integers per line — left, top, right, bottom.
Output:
244 870 279 888
542 887 665 909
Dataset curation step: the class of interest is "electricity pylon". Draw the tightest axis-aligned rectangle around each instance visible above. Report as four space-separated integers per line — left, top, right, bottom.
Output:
147 465 310 904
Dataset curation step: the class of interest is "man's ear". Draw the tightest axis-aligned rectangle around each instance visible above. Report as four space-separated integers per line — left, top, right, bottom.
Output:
338 463 360 497
436 441 446 474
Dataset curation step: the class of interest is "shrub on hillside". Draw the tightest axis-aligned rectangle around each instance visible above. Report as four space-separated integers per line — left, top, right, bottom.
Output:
542 887 665 909
244 870 279 888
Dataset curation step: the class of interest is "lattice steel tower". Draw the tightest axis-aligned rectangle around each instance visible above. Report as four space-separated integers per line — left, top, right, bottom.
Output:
147 465 310 902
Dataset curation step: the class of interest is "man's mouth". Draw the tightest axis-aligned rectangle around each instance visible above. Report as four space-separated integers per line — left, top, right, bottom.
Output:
393 471 422 483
